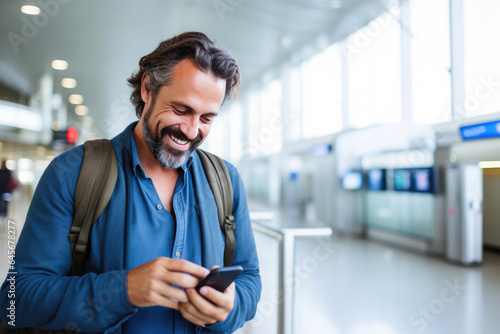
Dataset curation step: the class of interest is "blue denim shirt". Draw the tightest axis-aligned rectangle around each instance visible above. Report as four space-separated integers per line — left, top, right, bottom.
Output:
0 122 261 333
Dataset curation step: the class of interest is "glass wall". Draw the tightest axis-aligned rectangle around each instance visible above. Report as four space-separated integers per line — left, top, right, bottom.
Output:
346 8 402 128
204 108 229 158
246 90 262 157
301 43 343 138
463 0 500 118
229 101 243 163
259 79 283 154
287 66 302 142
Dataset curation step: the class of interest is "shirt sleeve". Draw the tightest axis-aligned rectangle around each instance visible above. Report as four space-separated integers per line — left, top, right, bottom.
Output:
0 147 136 332
198 162 262 333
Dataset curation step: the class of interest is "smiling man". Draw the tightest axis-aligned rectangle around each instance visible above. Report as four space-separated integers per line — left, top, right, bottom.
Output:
137 58 220 170
0 32 261 333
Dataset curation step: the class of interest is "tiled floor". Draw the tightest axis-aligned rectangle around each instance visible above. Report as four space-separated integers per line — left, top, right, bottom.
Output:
240 232 500 334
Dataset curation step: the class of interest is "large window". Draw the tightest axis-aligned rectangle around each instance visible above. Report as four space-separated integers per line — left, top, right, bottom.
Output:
259 79 283 154
229 101 243 163
245 90 262 157
301 43 343 138
347 7 402 128
410 0 451 124
204 109 229 158
464 0 500 118
287 65 302 142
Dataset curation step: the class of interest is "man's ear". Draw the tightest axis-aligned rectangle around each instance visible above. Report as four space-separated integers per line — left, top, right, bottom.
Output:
140 73 152 104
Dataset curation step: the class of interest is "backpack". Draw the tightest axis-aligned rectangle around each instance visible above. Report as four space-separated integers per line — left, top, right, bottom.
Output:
70 139 236 275
0 140 236 334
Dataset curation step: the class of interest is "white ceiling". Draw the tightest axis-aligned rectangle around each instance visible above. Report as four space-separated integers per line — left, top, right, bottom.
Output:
0 0 392 139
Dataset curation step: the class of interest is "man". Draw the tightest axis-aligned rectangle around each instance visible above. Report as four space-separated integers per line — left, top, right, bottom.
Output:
0 32 261 333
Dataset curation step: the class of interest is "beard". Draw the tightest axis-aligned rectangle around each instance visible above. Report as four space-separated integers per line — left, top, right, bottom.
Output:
142 105 202 169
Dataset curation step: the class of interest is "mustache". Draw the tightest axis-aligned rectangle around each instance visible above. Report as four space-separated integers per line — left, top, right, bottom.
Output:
159 125 202 145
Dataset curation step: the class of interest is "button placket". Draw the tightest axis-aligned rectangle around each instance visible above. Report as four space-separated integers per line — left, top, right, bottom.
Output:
172 192 185 259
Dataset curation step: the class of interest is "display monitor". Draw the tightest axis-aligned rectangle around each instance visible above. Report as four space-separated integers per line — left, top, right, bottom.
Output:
412 167 435 193
367 169 386 191
393 168 412 191
341 170 363 190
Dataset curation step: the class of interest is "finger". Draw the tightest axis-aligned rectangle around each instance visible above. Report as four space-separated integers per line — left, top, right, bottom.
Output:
159 258 210 278
209 265 220 271
149 291 181 310
179 302 217 326
187 287 230 323
160 271 200 289
199 283 235 312
153 280 190 303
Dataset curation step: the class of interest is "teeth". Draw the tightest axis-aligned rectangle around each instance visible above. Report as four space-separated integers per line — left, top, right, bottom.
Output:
170 134 188 145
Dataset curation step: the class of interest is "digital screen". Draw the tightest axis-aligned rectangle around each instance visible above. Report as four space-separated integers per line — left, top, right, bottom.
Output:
367 169 386 191
393 169 412 191
460 120 500 140
342 171 363 190
412 168 434 193
310 144 332 156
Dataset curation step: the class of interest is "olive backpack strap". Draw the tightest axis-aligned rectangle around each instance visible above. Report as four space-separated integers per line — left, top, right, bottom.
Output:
69 139 118 276
196 149 235 267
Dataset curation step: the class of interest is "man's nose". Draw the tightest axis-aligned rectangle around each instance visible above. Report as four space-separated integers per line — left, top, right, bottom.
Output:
182 116 200 140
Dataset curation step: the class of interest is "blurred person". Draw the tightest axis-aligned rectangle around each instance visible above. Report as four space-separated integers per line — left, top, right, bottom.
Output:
0 32 261 333
0 159 15 218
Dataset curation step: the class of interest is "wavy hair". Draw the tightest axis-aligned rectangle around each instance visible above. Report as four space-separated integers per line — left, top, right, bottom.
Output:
127 32 240 118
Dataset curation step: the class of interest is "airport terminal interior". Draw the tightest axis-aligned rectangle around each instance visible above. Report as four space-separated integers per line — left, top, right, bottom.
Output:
1 0 500 333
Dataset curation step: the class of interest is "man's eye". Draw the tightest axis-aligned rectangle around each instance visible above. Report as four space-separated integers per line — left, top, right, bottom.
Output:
201 116 214 123
173 108 187 114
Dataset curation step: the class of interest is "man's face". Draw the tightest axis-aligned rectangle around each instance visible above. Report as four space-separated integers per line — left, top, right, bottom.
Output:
140 59 226 168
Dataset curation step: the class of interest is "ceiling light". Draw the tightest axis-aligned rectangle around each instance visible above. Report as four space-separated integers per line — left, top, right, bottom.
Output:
51 60 68 70
478 161 500 169
21 5 41 15
75 105 88 116
61 78 77 89
82 116 93 126
330 0 342 9
69 94 83 104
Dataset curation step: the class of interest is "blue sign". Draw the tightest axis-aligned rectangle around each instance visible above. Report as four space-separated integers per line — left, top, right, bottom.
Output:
460 120 500 140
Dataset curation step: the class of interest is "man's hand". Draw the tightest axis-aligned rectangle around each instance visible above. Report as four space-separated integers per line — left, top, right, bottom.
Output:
178 266 236 326
127 257 210 310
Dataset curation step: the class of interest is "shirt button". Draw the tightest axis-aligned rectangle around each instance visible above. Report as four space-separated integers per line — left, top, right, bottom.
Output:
156 204 162 210
175 251 181 257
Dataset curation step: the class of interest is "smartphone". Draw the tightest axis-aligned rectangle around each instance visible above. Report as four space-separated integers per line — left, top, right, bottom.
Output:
195 266 243 292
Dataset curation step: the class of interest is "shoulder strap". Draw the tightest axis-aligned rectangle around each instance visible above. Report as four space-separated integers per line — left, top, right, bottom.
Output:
69 139 118 276
196 149 235 267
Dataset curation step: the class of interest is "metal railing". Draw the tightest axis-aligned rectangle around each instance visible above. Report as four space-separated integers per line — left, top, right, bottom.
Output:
251 214 333 334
